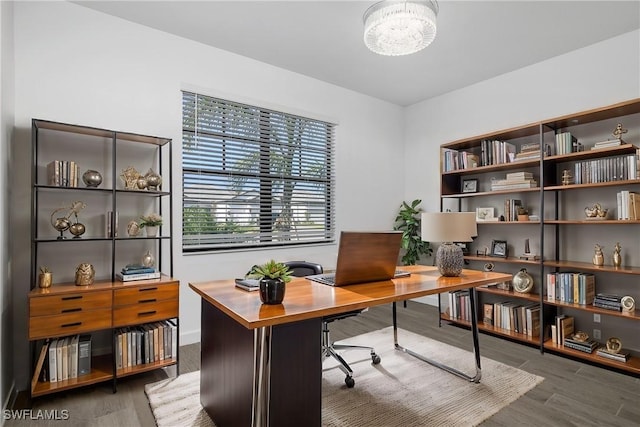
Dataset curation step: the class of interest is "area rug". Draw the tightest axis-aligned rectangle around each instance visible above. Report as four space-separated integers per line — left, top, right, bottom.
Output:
145 327 544 427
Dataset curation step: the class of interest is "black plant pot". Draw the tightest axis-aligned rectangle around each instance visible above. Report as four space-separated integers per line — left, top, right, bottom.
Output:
259 278 286 305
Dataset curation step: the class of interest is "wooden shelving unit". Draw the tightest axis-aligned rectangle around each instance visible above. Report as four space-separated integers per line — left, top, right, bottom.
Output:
439 98 640 376
29 120 179 397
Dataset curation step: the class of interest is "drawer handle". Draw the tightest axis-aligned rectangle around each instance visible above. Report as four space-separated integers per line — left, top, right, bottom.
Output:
139 287 158 292
138 310 157 317
61 308 82 313
61 295 83 301
138 299 157 304
61 322 82 328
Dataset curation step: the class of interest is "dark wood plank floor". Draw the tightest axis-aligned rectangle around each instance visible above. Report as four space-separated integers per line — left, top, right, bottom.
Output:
8 301 640 426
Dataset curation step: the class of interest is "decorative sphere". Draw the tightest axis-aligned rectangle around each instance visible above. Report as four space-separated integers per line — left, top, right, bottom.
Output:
69 222 86 238
53 217 71 232
136 177 148 190
513 268 534 293
82 170 103 187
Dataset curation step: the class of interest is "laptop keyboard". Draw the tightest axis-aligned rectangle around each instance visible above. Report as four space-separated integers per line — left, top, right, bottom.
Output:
309 270 410 286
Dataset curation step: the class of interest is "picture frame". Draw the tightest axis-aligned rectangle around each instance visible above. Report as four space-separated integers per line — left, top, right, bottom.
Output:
461 178 478 193
476 207 495 221
490 240 508 258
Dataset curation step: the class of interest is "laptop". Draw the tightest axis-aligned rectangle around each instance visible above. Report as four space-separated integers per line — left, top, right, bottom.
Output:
307 231 407 286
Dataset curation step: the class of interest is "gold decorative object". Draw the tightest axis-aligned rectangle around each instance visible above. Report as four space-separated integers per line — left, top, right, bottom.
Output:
572 331 589 342
120 166 141 190
50 201 86 239
561 169 573 185
584 203 607 220
38 266 52 288
512 268 534 294
75 263 95 286
612 123 628 141
621 296 635 312
606 337 622 354
612 242 622 267
136 176 148 190
127 220 141 237
141 250 155 268
592 244 604 266
144 168 162 191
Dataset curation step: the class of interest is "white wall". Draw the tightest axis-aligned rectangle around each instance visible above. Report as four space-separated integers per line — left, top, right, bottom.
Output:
403 30 640 315
0 0 15 415
11 2 404 388
404 29 640 208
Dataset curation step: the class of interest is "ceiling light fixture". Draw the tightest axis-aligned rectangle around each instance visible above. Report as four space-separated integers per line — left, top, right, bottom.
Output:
363 0 439 56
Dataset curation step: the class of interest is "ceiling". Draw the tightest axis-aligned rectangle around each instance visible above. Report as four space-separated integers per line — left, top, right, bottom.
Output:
75 1 640 106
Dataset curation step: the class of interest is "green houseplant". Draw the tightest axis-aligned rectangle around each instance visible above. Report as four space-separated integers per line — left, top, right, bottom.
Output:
248 260 292 304
394 199 433 265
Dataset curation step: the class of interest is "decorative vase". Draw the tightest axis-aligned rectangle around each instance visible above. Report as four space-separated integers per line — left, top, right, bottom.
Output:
259 278 286 304
592 244 604 266
141 250 155 268
38 272 53 288
75 263 95 286
145 169 162 191
82 169 103 187
145 226 158 237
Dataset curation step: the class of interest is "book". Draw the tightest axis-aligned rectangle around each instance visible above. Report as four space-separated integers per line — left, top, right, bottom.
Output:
121 265 157 274
596 347 630 362
78 335 91 376
564 338 598 354
69 335 79 379
56 338 63 382
116 271 161 282
48 338 58 383
483 303 494 326
506 171 534 180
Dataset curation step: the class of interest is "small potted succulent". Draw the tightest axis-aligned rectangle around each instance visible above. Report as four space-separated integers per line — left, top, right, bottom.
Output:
247 260 293 305
139 213 163 237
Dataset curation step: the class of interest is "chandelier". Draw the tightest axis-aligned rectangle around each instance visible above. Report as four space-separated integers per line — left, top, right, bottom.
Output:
363 0 439 56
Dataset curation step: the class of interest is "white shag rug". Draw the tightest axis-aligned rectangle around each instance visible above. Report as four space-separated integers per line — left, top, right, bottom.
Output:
145 327 544 427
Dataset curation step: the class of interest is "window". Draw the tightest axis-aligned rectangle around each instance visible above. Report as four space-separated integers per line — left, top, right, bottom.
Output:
182 91 335 252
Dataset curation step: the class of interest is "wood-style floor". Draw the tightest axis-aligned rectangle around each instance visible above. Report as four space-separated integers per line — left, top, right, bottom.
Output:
9 301 640 426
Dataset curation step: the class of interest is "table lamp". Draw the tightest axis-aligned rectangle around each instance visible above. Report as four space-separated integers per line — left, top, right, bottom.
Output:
421 212 477 277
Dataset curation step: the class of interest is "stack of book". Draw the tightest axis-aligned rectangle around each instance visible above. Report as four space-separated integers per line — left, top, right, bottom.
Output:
551 315 574 345
563 336 599 354
480 139 516 166
34 335 92 383
596 346 630 363
116 264 160 282
46 160 80 187
590 138 623 150
593 294 623 311
555 131 579 155
514 143 541 161
115 319 177 369
490 172 537 191
616 190 640 220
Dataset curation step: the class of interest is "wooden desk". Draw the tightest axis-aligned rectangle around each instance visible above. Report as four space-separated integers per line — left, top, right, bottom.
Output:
189 265 511 427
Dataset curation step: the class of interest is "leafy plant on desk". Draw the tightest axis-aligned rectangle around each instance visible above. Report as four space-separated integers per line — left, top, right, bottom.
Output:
247 260 293 283
394 199 433 265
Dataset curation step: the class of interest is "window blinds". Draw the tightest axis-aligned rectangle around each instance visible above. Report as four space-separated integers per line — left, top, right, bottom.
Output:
182 91 335 251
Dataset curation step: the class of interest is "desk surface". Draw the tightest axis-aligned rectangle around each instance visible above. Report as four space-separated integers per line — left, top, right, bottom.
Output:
189 265 511 329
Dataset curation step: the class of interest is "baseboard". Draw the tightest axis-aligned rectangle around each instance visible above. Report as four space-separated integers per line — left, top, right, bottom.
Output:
180 329 200 346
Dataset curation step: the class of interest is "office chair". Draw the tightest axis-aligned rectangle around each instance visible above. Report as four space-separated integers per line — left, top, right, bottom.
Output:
284 261 381 388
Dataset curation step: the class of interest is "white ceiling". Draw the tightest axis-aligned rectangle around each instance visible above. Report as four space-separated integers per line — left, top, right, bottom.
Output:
75 1 640 106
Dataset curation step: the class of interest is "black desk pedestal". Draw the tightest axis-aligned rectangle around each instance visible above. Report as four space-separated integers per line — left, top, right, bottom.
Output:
200 300 322 427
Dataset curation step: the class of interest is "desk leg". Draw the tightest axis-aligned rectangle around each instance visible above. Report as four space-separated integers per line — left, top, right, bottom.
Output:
392 288 482 383
252 326 272 427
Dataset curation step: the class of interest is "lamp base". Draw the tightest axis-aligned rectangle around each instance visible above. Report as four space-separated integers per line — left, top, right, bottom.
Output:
436 243 464 277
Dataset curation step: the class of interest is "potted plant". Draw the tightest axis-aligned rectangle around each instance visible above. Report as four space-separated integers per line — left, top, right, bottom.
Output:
393 199 433 265
247 260 293 304
139 213 163 237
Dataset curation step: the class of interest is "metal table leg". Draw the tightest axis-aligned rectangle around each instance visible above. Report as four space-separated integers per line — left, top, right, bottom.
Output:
392 288 482 383
252 326 272 427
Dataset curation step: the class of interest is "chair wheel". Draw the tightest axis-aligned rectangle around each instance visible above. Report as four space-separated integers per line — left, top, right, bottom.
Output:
372 354 381 364
345 376 355 388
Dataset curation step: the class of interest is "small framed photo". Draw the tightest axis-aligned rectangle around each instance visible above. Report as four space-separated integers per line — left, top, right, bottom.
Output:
461 178 478 193
490 240 508 258
476 207 495 221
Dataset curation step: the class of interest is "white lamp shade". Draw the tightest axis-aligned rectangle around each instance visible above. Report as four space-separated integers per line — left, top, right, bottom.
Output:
421 212 477 243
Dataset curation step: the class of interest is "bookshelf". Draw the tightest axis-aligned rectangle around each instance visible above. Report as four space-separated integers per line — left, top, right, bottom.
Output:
29 120 179 397
439 98 640 376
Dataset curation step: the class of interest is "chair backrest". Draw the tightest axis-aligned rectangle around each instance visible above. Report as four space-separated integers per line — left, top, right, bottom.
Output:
284 261 323 277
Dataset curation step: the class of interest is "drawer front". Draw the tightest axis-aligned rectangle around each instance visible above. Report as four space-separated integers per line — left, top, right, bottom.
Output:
114 283 179 306
30 290 112 317
29 309 112 340
113 299 178 327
